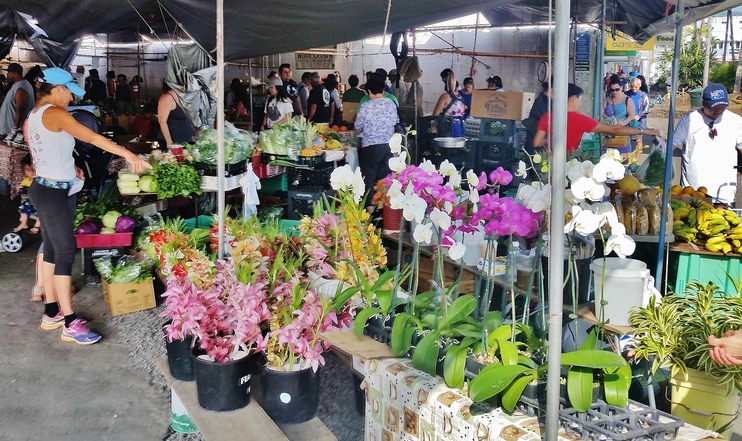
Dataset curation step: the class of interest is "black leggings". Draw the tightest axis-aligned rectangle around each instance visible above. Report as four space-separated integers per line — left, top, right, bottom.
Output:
358 143 393 205
27 181 76 276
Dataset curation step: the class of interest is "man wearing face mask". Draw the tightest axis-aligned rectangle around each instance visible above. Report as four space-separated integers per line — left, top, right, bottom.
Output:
672 83 742 206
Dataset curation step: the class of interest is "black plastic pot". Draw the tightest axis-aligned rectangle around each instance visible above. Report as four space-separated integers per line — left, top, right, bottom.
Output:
464 354 487 379
542 257 592 306
164 329 194 381
363 315 392 344
255 363 322 423
190 347 254 412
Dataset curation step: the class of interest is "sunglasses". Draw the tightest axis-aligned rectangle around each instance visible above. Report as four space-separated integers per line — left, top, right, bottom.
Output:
709 121 717 140
610 88 621 92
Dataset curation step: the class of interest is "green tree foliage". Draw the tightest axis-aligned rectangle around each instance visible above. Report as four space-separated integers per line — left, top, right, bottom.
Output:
657 25 718 88
709 62 737 93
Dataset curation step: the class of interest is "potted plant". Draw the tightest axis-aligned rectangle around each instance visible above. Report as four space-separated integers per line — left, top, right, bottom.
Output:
257 248 351 423
630 280 742 435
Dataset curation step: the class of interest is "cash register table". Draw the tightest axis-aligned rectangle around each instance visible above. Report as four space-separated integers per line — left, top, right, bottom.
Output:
363 357 721 441
0 141 28 198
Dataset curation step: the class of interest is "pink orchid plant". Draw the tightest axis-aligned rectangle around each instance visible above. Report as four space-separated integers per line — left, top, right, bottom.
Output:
159 215 355 366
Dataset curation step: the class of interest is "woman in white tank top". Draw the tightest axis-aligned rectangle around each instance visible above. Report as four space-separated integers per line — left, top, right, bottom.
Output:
26 67 150 346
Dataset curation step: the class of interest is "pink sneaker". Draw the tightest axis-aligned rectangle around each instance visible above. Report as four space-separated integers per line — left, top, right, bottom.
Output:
39 312 87 331
60 319 101 345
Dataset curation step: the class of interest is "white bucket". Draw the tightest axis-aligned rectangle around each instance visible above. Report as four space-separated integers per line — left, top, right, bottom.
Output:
460 227 486 266
591 258 650 326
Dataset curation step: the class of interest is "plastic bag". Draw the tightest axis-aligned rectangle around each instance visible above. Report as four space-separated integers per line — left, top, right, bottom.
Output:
635 136 675 188
94 256 152 284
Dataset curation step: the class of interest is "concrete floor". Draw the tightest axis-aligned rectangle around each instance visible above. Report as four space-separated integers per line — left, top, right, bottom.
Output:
0 196 170 440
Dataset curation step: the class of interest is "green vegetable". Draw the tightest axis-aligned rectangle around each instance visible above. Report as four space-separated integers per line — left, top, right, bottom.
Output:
189 126 255 164
94 256 152 284
154 163 203 199
138 175 157 193
102 211 122 229
101 227 116 234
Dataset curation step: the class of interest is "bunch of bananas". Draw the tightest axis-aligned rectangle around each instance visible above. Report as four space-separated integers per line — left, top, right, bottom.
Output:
671 198 742 254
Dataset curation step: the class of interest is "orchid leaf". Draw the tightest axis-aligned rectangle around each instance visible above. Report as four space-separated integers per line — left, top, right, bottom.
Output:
469 364 530 402
516 322 542 352
372 268 405 293
443 344 468 389
485 311 504 333
353 307 382 338
376 289 393 315
437 295 476 330
448 323 481 339
499 339 518 366
391 312 418 356
560 350 627 369
603 364 632 407
567 366 594 412
412 331 440 375
501 374 536 412
332 285 361 311
517 354 538 369
578 326 600 351
488 324 515 347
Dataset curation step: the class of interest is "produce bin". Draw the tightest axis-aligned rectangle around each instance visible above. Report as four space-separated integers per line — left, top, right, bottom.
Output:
75 232 133 249
81 247 126 285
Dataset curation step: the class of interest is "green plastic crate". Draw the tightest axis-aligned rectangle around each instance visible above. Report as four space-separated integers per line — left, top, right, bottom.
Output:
578 138 601 162
259 173 288 195
278 219 301 237
183 215 214 233
669 250 742 295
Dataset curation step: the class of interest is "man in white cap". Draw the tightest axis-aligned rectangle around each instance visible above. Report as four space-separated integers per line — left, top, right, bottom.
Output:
388 69 407 103
672 83 742 206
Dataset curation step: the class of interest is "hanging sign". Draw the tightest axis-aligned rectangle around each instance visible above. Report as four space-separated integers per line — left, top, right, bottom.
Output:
605 30 655 52
575 32 591 72
295 52 336 70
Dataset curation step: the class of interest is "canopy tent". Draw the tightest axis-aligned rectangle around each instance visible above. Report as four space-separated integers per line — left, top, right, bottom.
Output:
482 0 742 44
0 0 737 63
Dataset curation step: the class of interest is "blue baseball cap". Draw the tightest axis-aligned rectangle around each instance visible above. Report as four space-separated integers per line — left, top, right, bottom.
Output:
702 83 729 108
38 67 85 96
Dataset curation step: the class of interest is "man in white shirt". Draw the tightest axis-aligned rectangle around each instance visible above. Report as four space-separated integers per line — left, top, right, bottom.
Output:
672 83 742 206
388 69 407 103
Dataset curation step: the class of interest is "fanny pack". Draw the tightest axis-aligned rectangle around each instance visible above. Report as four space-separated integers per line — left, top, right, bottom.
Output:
35 176 73 190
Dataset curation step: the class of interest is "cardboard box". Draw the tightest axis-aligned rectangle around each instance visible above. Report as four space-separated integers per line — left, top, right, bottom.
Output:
470 91 535 121
102 279 156 316
342 102 359 122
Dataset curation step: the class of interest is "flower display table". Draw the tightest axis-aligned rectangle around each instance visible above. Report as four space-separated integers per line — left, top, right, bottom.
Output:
156 356 336 441
0 141 28 198
363 358 721 441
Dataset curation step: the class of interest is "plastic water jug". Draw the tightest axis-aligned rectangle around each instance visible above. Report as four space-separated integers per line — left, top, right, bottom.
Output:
590 258 651 326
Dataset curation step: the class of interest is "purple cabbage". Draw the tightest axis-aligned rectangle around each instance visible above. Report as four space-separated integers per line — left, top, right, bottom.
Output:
114 215 136 233
76 221 100 235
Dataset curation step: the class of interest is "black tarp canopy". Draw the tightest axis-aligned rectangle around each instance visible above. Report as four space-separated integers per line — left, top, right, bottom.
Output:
0 0 738 63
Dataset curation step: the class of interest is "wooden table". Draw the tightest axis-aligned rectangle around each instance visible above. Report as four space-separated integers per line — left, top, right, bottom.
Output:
155 356 336 441
0 141 29 198
321 329 396 379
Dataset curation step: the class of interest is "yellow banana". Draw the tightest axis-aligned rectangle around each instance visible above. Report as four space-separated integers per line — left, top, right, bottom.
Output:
736 246 742 255
674 207 690 220
722 242 733 254
697 209 709 225
708 225 730 236
706 236 727 244
727 234 742 240
705 242 724 253
733 239 742 248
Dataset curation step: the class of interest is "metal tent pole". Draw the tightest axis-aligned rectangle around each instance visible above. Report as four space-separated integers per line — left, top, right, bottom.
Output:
592 0 607 119
216 0 226 257
655 0 684 289
545 0 570 437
